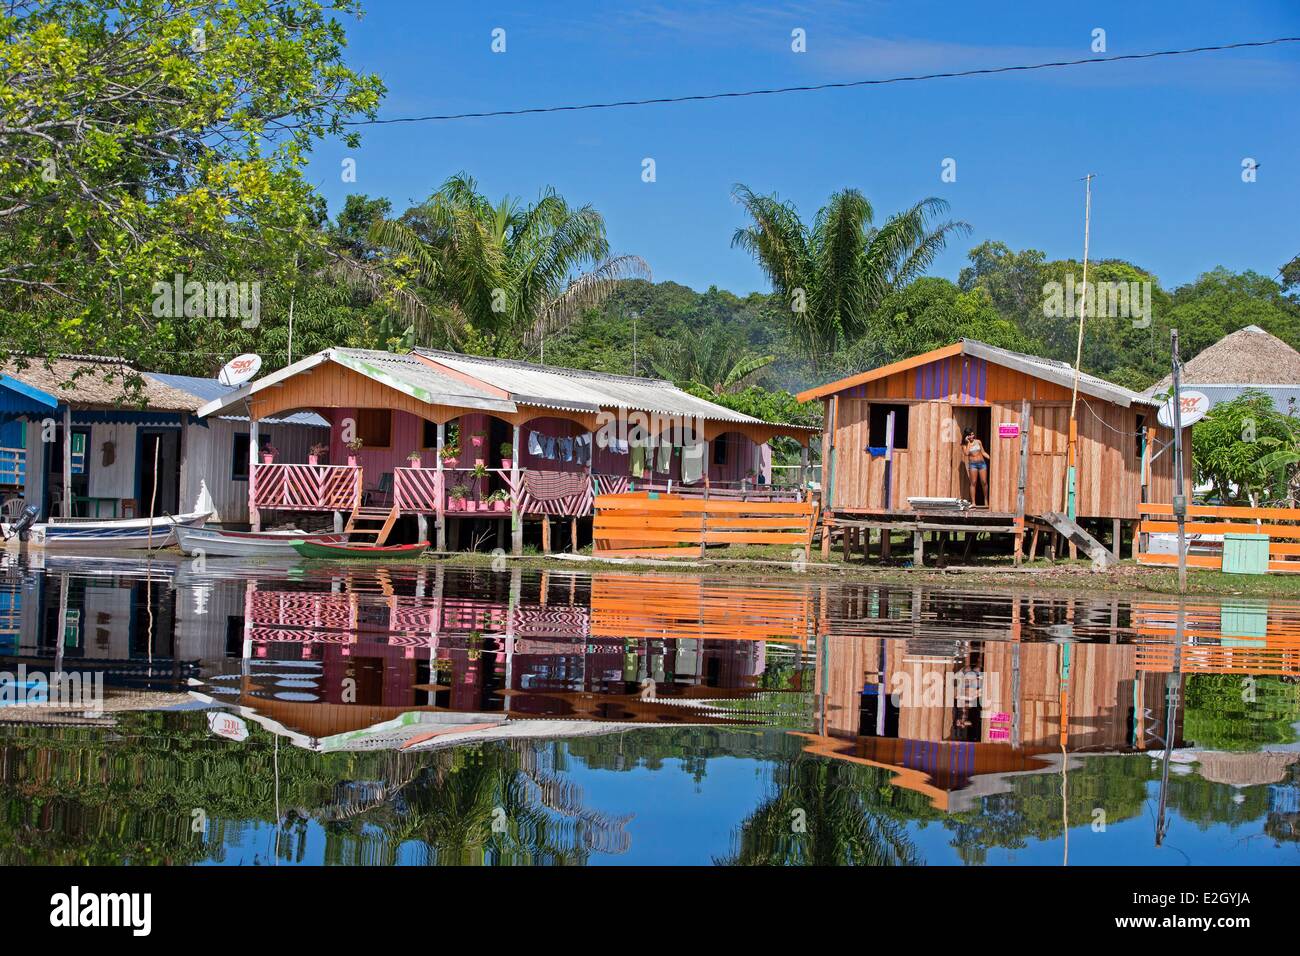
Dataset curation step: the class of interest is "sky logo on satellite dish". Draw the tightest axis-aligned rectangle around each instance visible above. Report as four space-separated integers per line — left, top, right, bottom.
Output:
219 353 262 387
207 711 249 742
1157 390 1210 428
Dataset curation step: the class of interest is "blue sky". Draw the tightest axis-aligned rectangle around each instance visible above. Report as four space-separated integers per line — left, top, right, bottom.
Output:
308 0 1300 295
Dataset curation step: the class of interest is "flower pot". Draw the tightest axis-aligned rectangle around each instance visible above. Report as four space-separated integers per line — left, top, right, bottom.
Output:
470 435 485 448
465 500 478 512
407 459 422 469
442 457 459 469
492 500 507 512
307 454 319 466
448 498 462 512
262 454 274 464
347 455 358 467
500 458 513 470
474 457 485 468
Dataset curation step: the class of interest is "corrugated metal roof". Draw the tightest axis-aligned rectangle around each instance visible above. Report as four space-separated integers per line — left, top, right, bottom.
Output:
146 373 329 426
331 350 519 413
414 348 768 424
962 340 1158 408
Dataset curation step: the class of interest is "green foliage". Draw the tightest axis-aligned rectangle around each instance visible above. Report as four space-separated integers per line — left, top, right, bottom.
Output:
1182 673 1300 751
731 184 969 371
1191 390 1300 505
0 0 384 374
366 172 650 357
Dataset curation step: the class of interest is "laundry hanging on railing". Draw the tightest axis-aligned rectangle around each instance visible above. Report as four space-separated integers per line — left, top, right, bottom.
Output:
523 470 590 500
575 433 592 465
657 442 672 473
528 431 545 456
681 439 704 484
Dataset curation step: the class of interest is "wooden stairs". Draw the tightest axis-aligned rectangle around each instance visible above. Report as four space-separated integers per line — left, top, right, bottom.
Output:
345 505 399 545
1041 511 1117 570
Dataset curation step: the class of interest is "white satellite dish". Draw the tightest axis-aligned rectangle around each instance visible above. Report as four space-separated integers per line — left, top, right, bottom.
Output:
1157 389 1210 428
218 353 262 387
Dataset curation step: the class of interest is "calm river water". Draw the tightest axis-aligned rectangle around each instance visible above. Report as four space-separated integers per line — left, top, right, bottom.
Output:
0 553 1296 865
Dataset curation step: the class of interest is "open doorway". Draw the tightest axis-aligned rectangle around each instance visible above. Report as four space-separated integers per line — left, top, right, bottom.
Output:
951 407 992 507
136 429 181 517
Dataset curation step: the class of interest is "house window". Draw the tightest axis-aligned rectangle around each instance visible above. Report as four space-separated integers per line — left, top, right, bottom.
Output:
355 409 392 448
422 420 438 450
868 404 909 450
1135 414 1146 461
713 438 727 465
231 432 272 481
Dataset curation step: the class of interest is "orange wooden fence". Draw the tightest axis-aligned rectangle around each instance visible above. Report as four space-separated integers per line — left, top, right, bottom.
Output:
1136 502 1300 574
592 491 819 561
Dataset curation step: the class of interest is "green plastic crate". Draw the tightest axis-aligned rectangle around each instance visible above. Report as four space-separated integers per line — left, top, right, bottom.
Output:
1221 533 1269 575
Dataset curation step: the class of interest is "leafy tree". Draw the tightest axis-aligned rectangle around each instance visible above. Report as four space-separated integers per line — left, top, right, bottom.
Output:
648 322 775 394
731 184 969 372
836 277 1030 373
1191 390 1300 505
0 0 384 376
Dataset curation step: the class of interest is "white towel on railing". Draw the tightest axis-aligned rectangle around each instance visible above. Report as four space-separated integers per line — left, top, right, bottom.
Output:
682 439 704 483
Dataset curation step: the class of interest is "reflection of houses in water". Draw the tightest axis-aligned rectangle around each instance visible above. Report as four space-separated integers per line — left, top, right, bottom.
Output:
214 568 812 746
0 557 211 688
799 588 1188 810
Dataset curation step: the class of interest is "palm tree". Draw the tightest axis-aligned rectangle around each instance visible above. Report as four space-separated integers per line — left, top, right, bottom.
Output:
731 184 970 371
369 173 650 356
648 322 775 394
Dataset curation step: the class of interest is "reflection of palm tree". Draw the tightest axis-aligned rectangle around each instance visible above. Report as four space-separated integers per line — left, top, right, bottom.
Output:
336 743 630 865
719 757 920 866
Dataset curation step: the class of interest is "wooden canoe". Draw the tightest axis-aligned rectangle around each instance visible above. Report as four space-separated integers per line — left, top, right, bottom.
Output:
292 540 430 559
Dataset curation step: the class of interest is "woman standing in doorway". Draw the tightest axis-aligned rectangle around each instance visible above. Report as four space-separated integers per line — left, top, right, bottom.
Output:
962 429 989 506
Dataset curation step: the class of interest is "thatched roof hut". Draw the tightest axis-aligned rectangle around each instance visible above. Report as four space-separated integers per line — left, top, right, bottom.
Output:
1151 326 1300 391
0 354 198 411
1193 750 1297 787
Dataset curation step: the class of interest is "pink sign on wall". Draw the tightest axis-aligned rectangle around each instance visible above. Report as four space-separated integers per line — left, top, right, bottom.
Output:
998 423 1020 439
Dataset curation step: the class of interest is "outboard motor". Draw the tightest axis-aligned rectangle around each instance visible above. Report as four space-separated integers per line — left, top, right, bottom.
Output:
3 504 39 542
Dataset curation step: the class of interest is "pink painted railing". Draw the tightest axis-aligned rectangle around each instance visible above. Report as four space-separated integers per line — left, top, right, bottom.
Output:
252 463 362 512
394 466 443 512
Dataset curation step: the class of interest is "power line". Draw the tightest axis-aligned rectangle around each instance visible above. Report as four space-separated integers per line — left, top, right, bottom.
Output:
349 36 1300 126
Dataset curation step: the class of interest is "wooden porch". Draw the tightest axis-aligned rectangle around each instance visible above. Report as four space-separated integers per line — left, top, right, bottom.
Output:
249 461 806 550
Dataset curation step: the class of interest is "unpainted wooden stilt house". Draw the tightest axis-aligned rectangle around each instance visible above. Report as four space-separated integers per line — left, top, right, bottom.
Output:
796 339 1191 560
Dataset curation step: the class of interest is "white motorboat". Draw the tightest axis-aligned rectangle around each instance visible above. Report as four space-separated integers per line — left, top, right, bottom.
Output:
174 524 347 558
2 509 210 551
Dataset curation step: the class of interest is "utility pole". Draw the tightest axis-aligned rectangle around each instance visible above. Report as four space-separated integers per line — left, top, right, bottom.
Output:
1170 328 1187 592
629 309 640 376
1066 173 1094 521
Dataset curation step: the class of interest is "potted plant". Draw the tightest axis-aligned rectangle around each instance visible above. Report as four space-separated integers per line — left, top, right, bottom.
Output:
440 443 460 469
345 436 363 467
449 484 467 511
406 450 423 468
307 442 328 466
470 461 489 481
499 441 515 469
487 489 509 512
469 429 487 449
260 444 278 465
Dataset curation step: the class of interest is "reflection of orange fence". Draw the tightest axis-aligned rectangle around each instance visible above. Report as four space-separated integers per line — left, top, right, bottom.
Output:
1132 600 1300 676
1137 503 1300 573
592 492 818 560
591 574 811 645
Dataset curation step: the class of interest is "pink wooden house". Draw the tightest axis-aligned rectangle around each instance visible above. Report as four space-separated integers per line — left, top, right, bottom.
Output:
196 347 814 552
